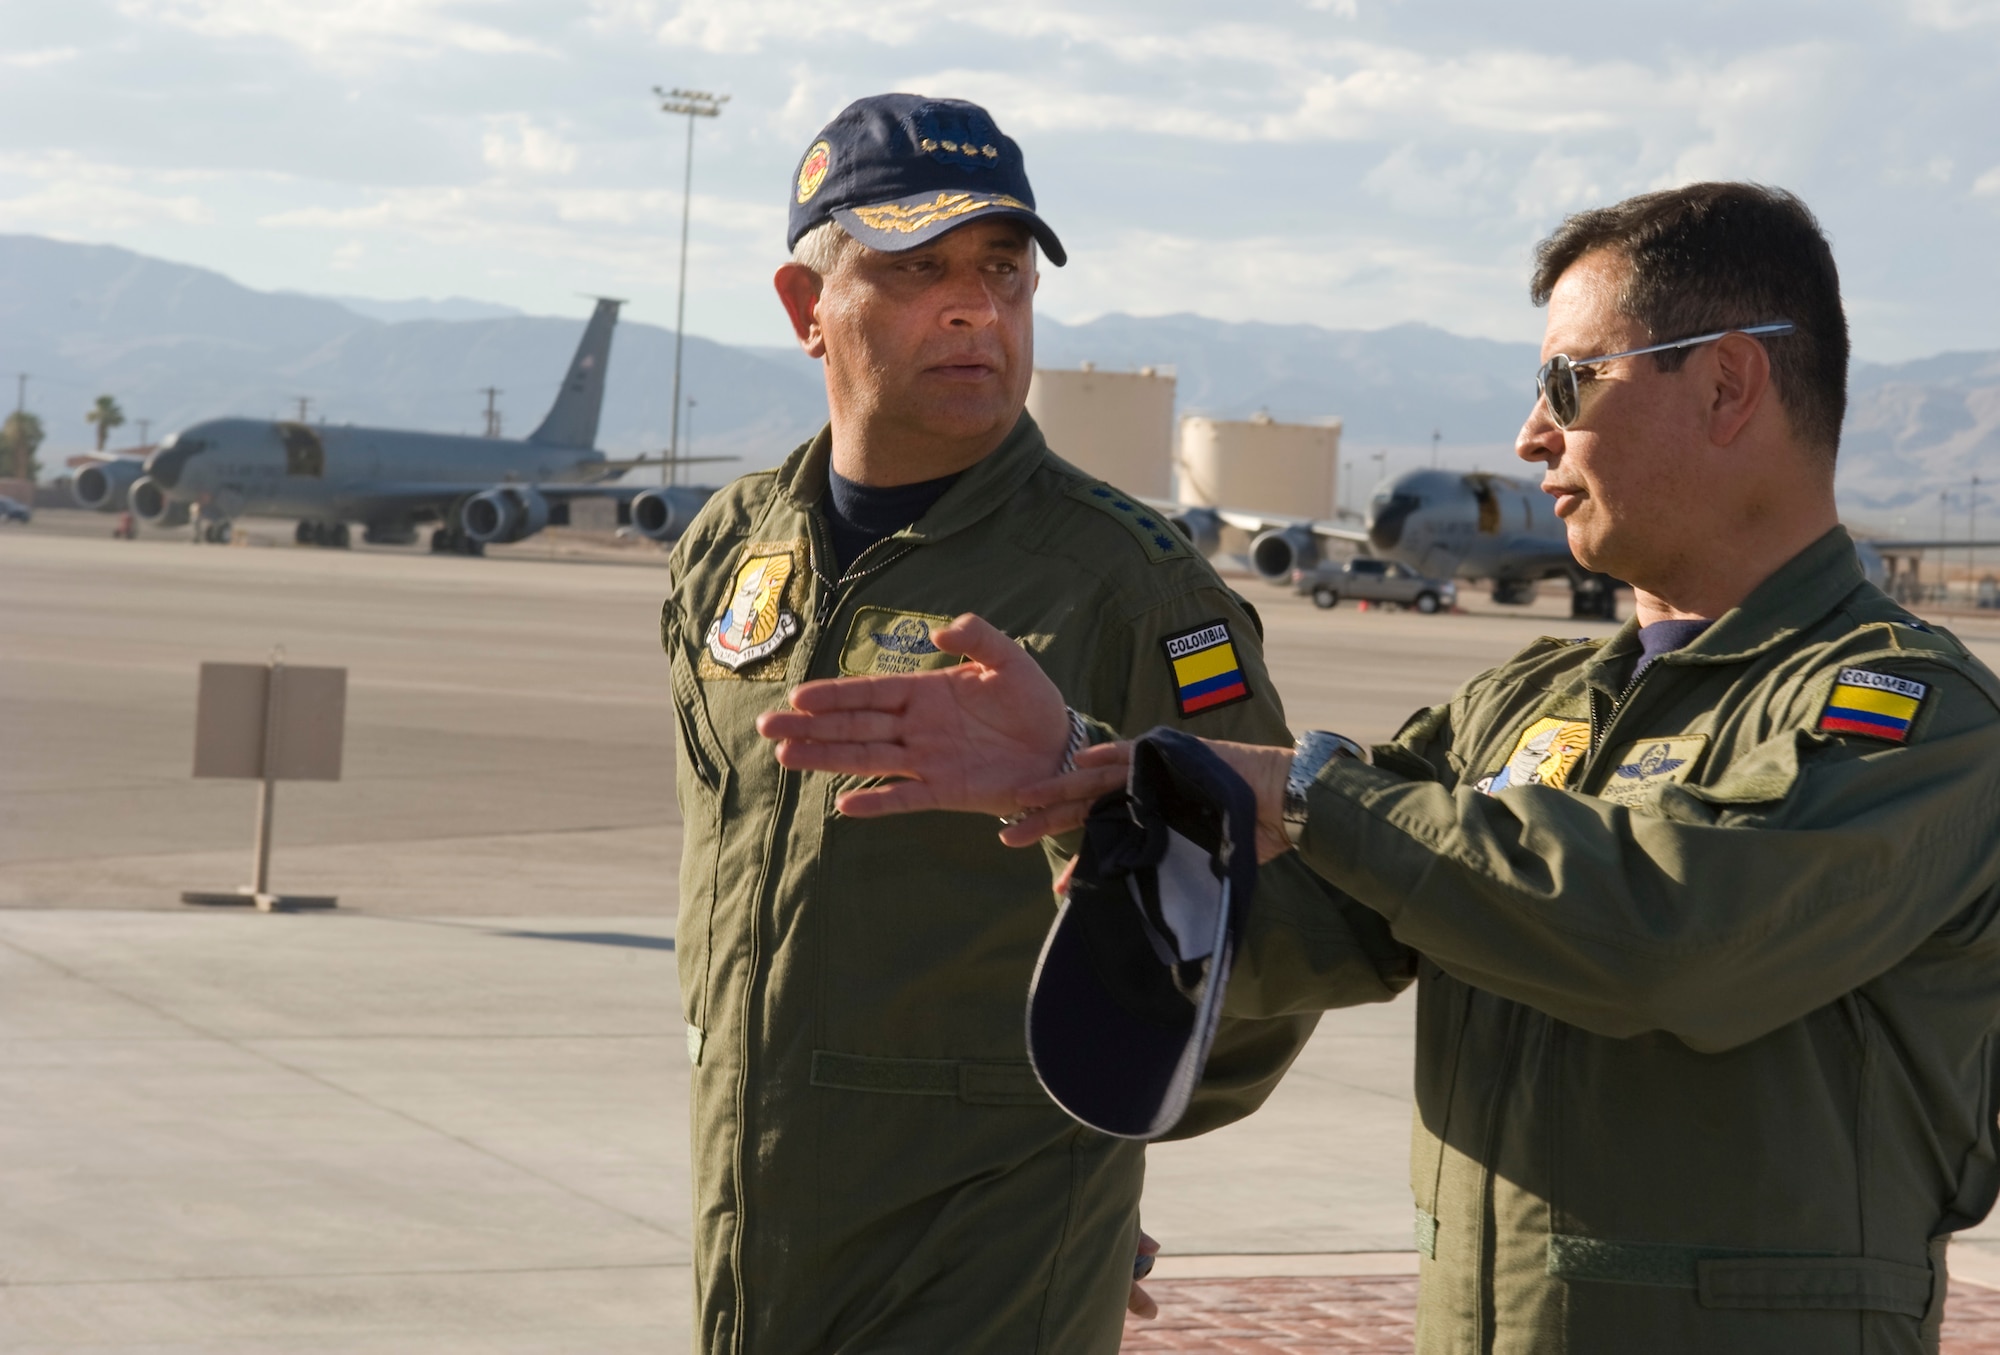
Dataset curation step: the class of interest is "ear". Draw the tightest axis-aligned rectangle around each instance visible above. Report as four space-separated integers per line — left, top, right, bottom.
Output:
1704 331 1774 448
773 263 827 360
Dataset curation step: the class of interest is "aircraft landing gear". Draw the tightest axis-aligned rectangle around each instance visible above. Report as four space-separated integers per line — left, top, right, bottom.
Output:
199 520 234 545
1570 574 1619 621
295 520 351 549
1491 579 1538 606
429 527 484 557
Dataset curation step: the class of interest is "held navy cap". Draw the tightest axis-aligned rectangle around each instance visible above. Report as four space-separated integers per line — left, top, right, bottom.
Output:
787 93 1066 267
1025 728 1258 1141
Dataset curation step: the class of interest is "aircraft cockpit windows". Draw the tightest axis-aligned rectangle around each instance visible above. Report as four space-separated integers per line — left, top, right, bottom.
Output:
278 423 326 478
1368 492 1422 549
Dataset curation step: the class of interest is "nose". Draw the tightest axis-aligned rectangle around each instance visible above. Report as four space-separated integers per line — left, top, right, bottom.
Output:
941 270 1002 330
1515 397 1562 467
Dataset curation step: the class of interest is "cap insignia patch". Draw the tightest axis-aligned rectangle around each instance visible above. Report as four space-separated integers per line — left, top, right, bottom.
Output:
914 104 999 171
1818 667 1929 743
706 549 801 672
1479 716 1590 794
796 140 831 204
1162 621 1251 717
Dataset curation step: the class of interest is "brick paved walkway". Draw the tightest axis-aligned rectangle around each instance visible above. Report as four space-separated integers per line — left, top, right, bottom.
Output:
1124 1275 2000 1352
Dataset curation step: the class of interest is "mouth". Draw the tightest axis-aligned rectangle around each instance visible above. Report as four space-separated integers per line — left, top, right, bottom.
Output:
923 360 998 382
1542 481 1585 519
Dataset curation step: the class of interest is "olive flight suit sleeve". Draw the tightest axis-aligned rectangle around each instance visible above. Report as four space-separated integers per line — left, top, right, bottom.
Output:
1085 580 1408 1138
1291 658 2000 1054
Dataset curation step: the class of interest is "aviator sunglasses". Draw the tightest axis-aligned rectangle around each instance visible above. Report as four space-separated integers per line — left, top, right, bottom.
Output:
1534 321 1796 428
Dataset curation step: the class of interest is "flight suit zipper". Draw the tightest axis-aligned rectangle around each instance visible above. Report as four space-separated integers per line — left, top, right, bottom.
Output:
728 507 920 1353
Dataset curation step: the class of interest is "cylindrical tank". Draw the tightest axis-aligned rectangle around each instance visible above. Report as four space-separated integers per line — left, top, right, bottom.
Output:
1177 412 1341 519
1025 363 1176 499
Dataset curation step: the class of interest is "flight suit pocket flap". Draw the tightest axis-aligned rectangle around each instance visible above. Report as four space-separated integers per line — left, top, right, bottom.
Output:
1672 732 1804 808
958 1062 1050 1105
809 1050 1048 1106
1696 1255 1934 1317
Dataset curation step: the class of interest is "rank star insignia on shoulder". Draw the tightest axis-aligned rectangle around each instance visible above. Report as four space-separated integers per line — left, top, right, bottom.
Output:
1818 667 1930 743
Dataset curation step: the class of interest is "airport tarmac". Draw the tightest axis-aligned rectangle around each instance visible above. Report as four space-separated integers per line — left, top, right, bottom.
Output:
8 514 2000 1352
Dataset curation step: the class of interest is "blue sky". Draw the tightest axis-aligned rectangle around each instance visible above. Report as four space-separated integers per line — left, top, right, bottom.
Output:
4 0 1998 360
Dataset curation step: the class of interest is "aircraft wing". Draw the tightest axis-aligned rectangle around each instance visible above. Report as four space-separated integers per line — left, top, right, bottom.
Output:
1136 499 1367 542
1210 507 1370 545
340 480 695 506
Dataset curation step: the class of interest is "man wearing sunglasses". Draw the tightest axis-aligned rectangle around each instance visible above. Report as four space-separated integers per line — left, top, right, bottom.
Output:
759 181 2000 1353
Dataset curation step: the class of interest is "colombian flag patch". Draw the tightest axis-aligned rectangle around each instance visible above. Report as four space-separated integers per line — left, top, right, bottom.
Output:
1818 668 1929 743
1163 620 1251 717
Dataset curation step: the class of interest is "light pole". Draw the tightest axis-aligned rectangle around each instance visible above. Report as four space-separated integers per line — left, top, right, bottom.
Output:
1971 474 1981 596
655 86 728 470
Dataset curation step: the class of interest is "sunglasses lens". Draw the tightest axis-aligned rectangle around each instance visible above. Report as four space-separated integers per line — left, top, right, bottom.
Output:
1543 356 1577 426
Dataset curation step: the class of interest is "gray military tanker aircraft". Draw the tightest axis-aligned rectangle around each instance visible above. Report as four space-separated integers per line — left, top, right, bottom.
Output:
1158 468 1616 618
68 298 716 554
1158 466 1989 621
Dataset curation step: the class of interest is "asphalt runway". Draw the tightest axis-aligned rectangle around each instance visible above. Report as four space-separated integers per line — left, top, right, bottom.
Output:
8 511 2000 1352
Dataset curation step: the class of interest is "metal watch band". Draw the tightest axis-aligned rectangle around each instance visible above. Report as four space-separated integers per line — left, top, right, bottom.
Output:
1284 730 1368 845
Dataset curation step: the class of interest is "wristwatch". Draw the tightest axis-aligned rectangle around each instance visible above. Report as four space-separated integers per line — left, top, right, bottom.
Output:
1284 730 1368 845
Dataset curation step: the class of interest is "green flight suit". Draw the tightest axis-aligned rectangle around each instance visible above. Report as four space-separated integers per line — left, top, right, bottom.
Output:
661 414 1342 1355
1250 526 2000 1354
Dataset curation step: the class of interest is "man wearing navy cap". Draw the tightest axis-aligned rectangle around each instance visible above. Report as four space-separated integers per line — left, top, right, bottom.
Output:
659 94 1363 1353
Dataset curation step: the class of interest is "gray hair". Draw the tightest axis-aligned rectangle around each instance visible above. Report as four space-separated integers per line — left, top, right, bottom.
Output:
789 217 1040 279
791 219 859 276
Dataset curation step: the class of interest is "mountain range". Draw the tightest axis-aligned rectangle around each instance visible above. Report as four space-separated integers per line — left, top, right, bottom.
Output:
2 234 1991 524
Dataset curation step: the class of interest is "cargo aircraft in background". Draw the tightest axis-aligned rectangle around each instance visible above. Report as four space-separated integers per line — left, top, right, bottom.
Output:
67 298 722 554
1159 467 1999 621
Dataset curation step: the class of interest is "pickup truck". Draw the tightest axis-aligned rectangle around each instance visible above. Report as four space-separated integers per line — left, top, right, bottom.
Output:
1291 557 1456 614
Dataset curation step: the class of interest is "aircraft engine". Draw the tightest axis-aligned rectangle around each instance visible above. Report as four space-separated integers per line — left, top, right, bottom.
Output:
1248 525 1319 582
629 486 707 543
128 476 191 528
1163 506 1221 558
461 486 551 545
71 459 143 512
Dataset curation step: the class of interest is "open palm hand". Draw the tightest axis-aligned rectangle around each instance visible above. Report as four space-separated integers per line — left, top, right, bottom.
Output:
757 613 1071 819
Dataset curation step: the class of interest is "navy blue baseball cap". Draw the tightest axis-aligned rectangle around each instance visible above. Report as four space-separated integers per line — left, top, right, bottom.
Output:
788 93 1066 267
1025 728 1258 1140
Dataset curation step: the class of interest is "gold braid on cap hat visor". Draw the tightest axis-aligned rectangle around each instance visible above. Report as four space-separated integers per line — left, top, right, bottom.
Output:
848 191 1030 235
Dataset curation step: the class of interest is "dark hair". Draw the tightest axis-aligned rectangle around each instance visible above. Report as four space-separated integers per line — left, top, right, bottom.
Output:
1529 183 1848 460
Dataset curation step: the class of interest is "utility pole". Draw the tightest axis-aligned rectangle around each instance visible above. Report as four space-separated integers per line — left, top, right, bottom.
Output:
1971 474 1981 596
655 85 729 466
682 396 697 486
480 387 503 438
1342 460 1353 516
292 396 312 423
137 419 151 447
14 372 26 416
1370 450 1387 490
1939 489 1951 599
1431 428 1441 468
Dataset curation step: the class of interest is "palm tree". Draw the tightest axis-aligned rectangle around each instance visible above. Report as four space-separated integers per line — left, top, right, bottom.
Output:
86 395 126 452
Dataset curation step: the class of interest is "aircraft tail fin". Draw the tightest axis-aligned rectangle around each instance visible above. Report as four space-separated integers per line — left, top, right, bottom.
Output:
529 298 623 450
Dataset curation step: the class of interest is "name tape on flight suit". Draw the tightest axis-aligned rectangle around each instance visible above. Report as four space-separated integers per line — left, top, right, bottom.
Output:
1597 735 1708 806
1162 621 1251 717
839 607 962 676
1817 667 1929 743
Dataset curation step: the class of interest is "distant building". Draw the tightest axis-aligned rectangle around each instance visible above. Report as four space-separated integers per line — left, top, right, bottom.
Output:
1178 411 1342 520
1025 363 1176 499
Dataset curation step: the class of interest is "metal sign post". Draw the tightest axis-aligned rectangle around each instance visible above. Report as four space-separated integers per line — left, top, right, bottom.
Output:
181 651 346 912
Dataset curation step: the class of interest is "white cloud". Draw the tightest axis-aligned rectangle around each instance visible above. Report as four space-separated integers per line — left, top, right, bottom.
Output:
117 0 552 63
1905 0 2000 28
1974 166 2000 197
0 152 213 231
482 117 579 176
1 47 81 68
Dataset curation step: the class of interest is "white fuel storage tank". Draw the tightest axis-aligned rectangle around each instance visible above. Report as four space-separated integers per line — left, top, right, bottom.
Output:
1025 363 1176 499
1177 411 1341 519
